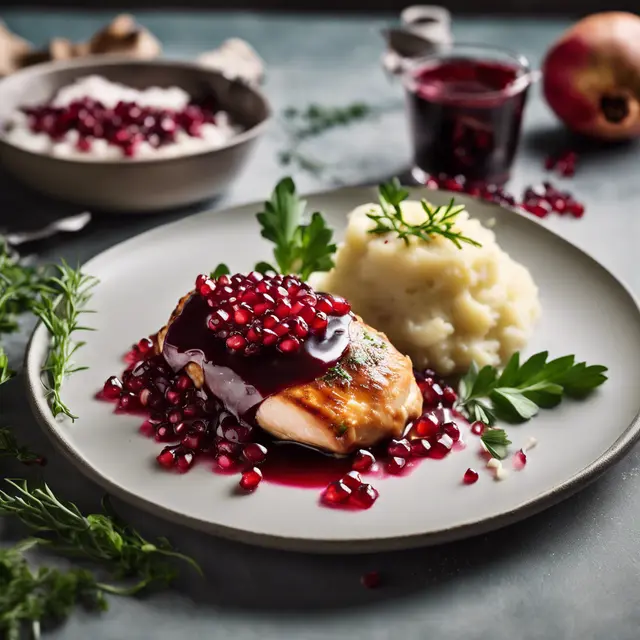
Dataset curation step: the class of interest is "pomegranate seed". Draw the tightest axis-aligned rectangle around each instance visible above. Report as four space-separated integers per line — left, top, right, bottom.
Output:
470 421 485 436
341 470 362 491
290 317 309 339
463 468 479 484
243 442 268 464
174 421 188 436
387 438 411 458
322 481 352 505
352 484 379 509
262 329 278 346
240 290 259 306
226 334 247 351
360 570 381 588
513 449 527 470
273 321 290 337
195 274 209 290
176 451 194 472
263 314 279 329
310 312 328 335
277 337 301 354
442 386 457 406
566 201 585 217
248 271 264 282
429 434 454 459
298 305 316 323
215 454 235 471
154 425 175 442
316 296 334 314
410 439 432 457
199 280 217 297
175 375 192 391
137 337 154 355
168 409 183 424
386 456 406 474
234 307 253 325
414 414 440 438
353 449 375 472
117 393 138 411
442 422 460 442
329 295 351 316
181 432 202 450
218 440 240 457
208 308 230 330
421 382 444 406
165 389 181 405
275 300 292 318
246 325 263 343
102 376 123 399
157 448 175 468
239 467 263 491
183 403 198 419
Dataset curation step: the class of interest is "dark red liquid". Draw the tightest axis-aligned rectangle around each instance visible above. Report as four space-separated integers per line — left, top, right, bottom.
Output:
405 58 529 184
162 293 351 421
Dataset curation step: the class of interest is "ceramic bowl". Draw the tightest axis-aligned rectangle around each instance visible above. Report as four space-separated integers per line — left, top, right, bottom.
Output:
0 56 271 212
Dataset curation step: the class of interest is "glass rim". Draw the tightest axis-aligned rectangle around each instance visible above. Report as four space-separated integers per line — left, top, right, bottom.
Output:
401 42 539 102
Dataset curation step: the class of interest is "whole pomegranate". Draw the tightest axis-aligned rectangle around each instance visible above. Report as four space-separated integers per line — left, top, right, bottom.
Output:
542 12 640 140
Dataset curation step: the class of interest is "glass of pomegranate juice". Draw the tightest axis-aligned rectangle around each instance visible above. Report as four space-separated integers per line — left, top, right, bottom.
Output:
403 44 537 185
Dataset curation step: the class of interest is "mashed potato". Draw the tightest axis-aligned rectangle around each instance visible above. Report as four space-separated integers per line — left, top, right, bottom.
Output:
313 200 540 375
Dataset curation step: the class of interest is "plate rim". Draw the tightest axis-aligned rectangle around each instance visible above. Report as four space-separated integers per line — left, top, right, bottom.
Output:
23 185 640 554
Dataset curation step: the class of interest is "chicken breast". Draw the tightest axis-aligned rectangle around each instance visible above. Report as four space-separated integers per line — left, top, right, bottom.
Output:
157 290 423 455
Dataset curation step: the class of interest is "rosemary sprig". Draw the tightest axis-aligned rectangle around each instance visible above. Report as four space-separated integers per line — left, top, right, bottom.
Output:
0 347 13 385
367 178 482 249
0 429 43 466
0 539 107 640
31 263 98 421
0 480 201 596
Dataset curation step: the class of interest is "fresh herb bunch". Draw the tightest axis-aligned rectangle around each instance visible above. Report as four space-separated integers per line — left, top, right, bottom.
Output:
0 430 42 466
457 351 608 427
279 102 376 176
367 178 481 249
31 263 98 421
0 481 201 596
0 539 107 640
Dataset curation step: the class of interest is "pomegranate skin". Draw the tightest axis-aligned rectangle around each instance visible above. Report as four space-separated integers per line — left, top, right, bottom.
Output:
542 12 640 140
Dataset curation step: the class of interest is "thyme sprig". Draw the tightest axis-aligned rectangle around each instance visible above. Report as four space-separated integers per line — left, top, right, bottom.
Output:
31 263 98 421
367 178 482 249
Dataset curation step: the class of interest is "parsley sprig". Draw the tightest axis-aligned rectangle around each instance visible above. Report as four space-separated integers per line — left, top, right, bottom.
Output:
32 263 98 421
367 178 481 249
457 351 608 427
213 178 336 282
480 429 512 460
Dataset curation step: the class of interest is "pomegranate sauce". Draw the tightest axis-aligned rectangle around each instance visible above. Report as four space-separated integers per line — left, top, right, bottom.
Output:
100 271 477 510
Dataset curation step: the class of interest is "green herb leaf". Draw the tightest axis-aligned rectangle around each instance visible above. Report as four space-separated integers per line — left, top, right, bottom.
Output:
255 178 336 280
456 351 608 427
210 263 230 279
481 428 512 459
366 178 482 249
0 347 13 385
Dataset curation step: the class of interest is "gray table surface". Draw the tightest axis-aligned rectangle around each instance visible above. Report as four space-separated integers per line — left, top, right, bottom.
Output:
1 10 640 640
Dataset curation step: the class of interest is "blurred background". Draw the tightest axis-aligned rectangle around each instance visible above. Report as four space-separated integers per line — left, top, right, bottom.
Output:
0 0 636 14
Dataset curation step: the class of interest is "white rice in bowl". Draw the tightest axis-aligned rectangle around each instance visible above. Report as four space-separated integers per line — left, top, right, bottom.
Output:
312 200 541 375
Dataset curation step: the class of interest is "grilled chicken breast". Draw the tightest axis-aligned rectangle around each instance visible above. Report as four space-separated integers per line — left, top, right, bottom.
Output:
157 290 423 455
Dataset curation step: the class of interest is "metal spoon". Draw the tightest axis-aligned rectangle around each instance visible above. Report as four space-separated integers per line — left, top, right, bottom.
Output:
2 211 92 246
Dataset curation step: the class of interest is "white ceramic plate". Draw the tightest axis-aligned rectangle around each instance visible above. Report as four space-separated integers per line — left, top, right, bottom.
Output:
25 187 640 553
